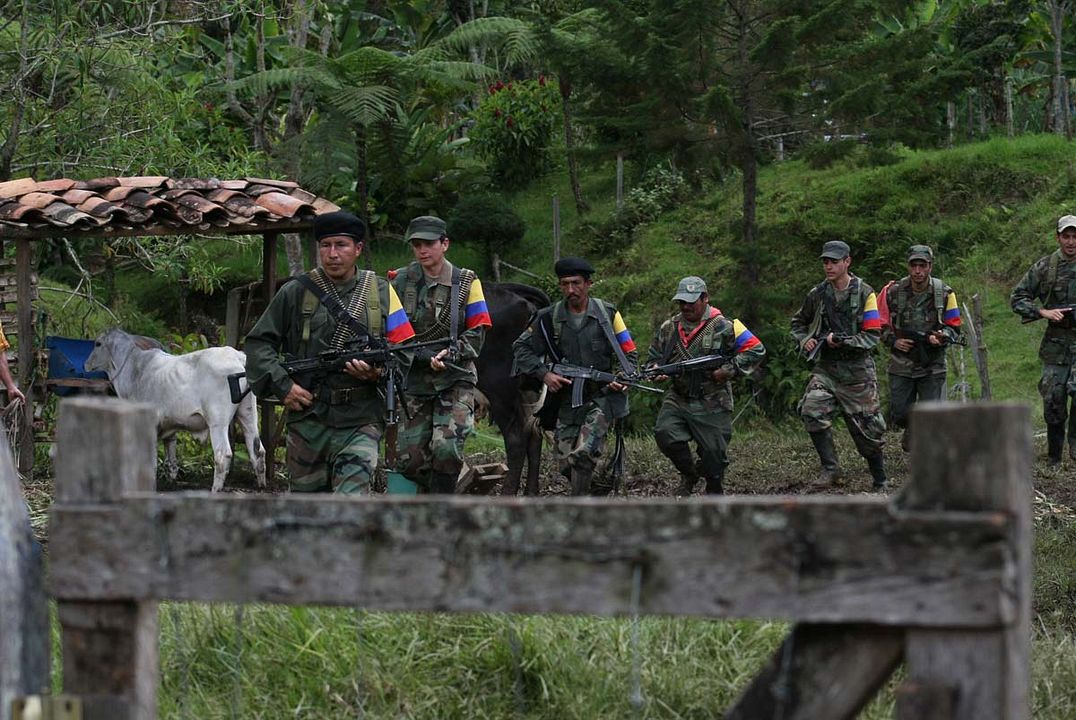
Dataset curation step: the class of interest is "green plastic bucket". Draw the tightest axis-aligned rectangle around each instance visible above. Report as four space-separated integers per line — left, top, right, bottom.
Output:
386 471 418 495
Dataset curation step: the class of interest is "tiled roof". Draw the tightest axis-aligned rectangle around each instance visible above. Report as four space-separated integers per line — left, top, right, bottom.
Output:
0 176 340 237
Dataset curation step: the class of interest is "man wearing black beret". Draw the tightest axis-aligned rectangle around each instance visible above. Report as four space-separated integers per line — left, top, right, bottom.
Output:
245 210 416 495
512 257 639 495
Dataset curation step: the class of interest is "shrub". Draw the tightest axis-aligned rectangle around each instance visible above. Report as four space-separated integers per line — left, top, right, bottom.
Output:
447 195 526 275
800 138 858 169
580 164 689 256
469 78 561 189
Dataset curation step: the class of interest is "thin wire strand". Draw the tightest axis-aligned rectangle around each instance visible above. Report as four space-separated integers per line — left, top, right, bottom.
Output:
629 563 644 717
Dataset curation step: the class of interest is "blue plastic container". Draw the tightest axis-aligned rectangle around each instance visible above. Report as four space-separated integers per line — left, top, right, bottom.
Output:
45 336 109 396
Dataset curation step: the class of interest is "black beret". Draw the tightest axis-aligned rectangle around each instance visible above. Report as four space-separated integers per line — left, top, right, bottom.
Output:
554 256 595 278
314 211 366 242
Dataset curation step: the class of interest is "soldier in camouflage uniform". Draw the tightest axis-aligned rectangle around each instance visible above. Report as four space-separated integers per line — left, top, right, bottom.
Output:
390 216 492 494
245 211 415 494
647 277 765 496
791 240 887 490
1011 214 1076 464
879 245 962 452
513 257 639 496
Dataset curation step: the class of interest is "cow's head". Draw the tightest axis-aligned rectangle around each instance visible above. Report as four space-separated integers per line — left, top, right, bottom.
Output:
85 328 137 375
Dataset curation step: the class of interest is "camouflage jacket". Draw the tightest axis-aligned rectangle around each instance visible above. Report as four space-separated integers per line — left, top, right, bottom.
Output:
513 297 639 421
244 269 414 428
1011 249 1076 365
881 277 961 378
391 260 490 395
647 307 765 410
790 274 881 367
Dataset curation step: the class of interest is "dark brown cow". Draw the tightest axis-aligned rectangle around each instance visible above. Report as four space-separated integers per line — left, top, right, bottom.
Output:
477 282 549 495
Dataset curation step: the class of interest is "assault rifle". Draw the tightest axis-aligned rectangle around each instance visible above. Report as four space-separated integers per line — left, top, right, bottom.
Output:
548 362 662 409
803 333 851 363
641 353 731 379
893 328 958 366
1021 304 1076 328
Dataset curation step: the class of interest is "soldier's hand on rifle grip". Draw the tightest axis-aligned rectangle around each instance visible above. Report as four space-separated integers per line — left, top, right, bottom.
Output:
608 381 628 393
543 371 569 391
824 332 842 348
1041 307 1069 323
893 338 915 352
430 347 451 372
711 367 734 383
283 382 314 411
803 337 819 354
927 331 944 346
344 359 380 381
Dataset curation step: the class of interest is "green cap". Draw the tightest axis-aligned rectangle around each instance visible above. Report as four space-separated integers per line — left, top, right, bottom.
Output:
908 244 933 262
820 240 850 260
672 276 707 302
405 215 446 242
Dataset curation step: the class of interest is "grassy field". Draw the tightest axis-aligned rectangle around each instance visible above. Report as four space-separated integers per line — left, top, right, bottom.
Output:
21 134 1076 717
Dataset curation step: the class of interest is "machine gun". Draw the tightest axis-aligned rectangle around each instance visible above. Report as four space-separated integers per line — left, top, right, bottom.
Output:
803 333 851 363
548 362 662 409
641 353 731 379
1021 304 1076 328
225 336 456 405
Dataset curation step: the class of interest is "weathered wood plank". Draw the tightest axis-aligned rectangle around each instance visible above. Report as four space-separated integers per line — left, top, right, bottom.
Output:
0 426 49 720
14 238 32 474
900 403 1031 720
725 624 903 720
48 494 1013 625
53 398 159 720
895 680 957 720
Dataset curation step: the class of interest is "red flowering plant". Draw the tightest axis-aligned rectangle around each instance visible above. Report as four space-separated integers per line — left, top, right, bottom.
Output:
469 77 561 188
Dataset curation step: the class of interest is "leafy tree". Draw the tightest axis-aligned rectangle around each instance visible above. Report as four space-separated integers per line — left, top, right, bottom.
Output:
446 194 525 276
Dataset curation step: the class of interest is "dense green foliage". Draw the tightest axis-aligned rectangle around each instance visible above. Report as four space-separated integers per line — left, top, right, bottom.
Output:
469 78 562 187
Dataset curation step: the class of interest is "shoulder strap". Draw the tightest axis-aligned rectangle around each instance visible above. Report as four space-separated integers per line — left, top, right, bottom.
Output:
593 299 634 375
449 266 465 345
403 263 423 318
365 272 382 336
807 282 827 338
1046 250 1061 306
931 277 946 325
300 288 318 354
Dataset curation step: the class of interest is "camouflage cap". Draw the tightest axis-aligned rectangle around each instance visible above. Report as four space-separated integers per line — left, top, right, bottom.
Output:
820 240 850 260
1058 215 1076 233
672 276 707 302
405 215 447 242
907 244 933 262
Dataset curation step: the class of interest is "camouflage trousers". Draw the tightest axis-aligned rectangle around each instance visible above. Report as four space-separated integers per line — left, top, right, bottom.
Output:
394 383 475 485
653 394 731 479
798 361 886 458
286 418 381 495
888 373 946 429
555 401 611 475
1039 362 1076 426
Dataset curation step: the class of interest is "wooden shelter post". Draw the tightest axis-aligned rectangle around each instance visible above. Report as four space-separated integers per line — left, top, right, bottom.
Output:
53 398 159 720
15 238 33 474
260 231 279 479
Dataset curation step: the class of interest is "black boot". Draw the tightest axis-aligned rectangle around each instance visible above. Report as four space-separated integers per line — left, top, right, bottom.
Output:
677 474 699 496
662 442 699 496
704 470 724 495
430 472 458 495
867 454 887 491
1048 422 1064 465
808 430 841 486
570 467 592 496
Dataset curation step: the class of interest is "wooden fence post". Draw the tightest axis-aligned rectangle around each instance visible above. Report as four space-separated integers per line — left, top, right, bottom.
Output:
53 397 159 720
899 402 1031 720
0 430 49 720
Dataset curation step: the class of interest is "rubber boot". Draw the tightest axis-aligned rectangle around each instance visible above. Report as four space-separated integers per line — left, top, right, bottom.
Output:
808 430 841 487
867 454 887 491
900 429 910 453
677 474 699 496
663 442 699 496
704 469 724 495
1047 422 1064 465
570 467 593 496
429 472 458 495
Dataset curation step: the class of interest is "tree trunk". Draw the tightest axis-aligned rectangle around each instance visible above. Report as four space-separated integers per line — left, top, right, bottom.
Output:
1005 75 1014 137
355 126 369 225
0 0 31 181
559 77 589 215
737 6 761 326
1050 1 1069 136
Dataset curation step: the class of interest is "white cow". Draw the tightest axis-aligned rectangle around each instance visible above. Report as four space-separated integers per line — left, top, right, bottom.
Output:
85 328 267 491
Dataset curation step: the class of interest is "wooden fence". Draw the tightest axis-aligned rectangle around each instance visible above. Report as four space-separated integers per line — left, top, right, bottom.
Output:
4 397 1031 719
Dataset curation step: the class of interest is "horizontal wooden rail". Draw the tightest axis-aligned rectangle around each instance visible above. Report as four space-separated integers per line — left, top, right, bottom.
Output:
49 494 1014 627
